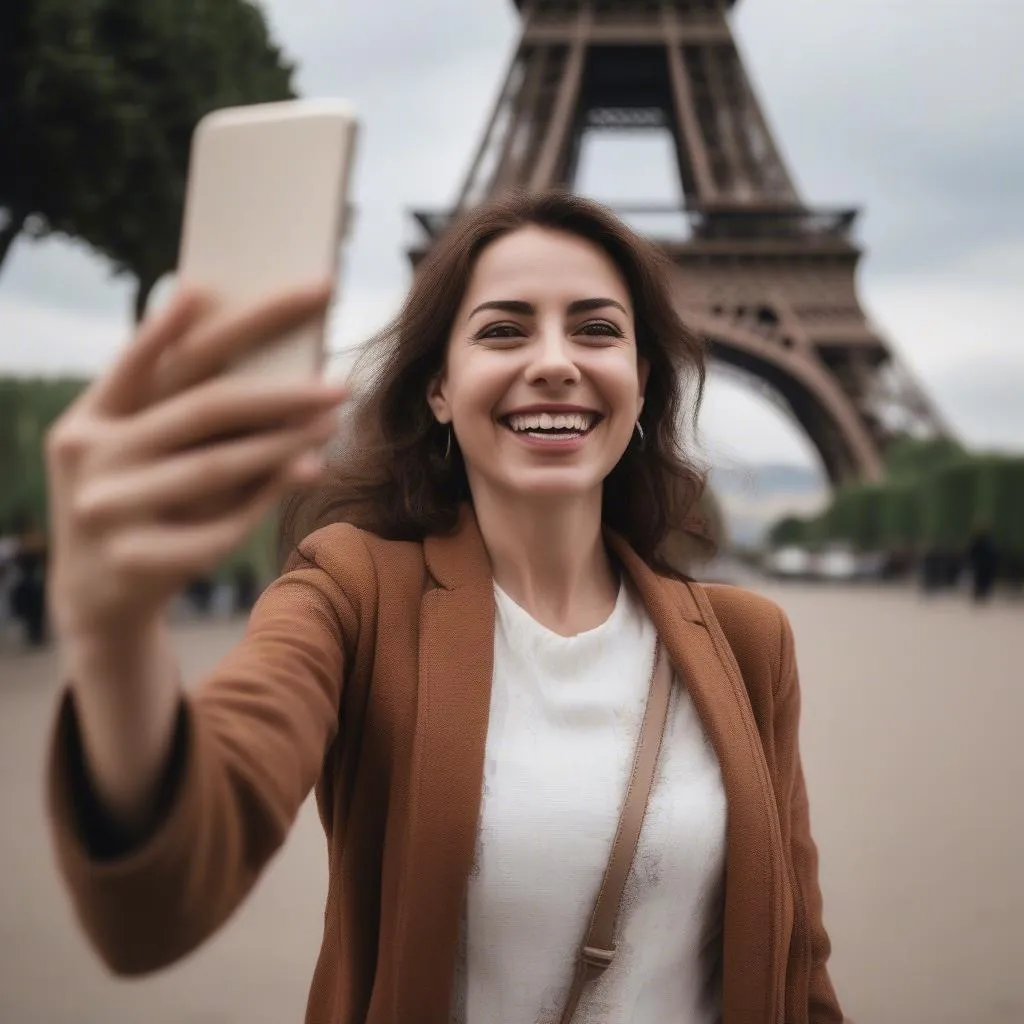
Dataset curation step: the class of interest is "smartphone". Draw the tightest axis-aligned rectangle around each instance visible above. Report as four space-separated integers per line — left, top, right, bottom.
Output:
177 99 358 382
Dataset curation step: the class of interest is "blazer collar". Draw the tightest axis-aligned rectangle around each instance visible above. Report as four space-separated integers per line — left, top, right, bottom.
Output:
424 503 703 624
423 503 492 592
397 504 786 1024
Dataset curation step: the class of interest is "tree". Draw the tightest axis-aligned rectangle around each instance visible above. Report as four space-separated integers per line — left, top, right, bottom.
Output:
924 455 1024 557
768 515 811 549
0 377 90 528
0 0 125 266
884 436 964 481
0 0 296 317
877 483 921 553
769 450 1024 561
83 0 299 320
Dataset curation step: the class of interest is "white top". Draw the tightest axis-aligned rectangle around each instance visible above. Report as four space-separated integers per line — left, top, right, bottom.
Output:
450 580 728 1024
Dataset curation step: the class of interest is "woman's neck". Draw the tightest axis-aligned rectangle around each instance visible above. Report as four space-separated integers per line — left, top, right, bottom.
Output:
471 488 619 637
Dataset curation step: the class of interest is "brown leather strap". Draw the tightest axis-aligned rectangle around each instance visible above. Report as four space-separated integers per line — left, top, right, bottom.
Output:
558 642 674 1024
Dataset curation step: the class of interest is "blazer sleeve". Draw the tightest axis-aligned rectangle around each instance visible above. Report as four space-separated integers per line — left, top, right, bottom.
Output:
45 529 365 976
774 607 846 1024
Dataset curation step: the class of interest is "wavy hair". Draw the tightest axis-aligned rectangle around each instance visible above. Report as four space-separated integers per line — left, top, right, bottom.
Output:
279 189 710 569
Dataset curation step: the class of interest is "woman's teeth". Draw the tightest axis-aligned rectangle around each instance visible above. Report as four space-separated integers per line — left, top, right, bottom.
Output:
506 412 596 434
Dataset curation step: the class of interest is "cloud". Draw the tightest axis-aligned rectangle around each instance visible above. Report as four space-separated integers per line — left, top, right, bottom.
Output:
867 243 1024 356
0 296 129 376
733 0 1024 273
1 232 133 320
930 355 1024 452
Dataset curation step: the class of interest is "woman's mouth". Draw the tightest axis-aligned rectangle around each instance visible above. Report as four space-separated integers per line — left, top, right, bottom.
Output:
499 411 601 442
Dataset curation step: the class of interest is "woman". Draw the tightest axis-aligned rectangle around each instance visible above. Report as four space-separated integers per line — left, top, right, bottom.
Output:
45 191 845 1023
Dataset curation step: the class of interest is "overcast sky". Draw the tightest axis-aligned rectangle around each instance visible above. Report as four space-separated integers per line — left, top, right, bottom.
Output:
1 0 1021 472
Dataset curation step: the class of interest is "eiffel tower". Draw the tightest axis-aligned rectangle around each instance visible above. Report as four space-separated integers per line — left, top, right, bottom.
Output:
409 0 951 484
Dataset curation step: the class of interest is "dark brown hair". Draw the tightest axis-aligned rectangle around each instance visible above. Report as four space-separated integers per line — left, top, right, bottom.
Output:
280 189 710 568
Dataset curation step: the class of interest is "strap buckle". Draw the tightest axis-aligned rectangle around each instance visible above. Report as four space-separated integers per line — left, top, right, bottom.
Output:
581 945 615 970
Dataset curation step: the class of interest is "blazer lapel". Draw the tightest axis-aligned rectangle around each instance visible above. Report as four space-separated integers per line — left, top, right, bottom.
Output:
393 506 495 1023
607 535 789 1024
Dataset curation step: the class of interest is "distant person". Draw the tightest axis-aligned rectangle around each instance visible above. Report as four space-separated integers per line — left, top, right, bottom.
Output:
0 522 17 630
920 545 942 593
185 575 213 615
41 192 845 1023
944 547 964 590
920 545 962 595
967 524 999 603
10 510 48 647
231 563 259 613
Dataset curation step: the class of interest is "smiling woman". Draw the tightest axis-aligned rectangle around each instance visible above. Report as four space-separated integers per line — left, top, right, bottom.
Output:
279 190 710 570
45 188 846 1024
432 227 657 545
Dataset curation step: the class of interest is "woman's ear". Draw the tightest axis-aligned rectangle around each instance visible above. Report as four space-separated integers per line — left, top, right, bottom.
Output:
637 357 651 415
427 374 452 425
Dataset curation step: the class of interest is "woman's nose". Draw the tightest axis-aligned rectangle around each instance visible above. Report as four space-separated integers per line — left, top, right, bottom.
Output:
524 331 582 387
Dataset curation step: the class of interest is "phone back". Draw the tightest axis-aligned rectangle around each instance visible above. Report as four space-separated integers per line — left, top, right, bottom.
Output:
178 100 358 381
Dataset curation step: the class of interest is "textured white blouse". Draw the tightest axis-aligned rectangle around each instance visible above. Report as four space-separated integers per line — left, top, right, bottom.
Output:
450 580 728 1023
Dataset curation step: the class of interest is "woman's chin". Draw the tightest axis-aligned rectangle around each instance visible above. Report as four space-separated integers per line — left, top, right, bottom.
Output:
481 468 608 503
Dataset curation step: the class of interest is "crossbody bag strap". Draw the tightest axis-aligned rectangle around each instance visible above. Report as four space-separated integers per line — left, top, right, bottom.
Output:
557 641 674 1024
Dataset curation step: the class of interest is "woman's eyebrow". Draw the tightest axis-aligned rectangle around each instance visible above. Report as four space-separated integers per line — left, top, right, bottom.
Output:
468 299 534 318
567 297 629 316
467 297 628 318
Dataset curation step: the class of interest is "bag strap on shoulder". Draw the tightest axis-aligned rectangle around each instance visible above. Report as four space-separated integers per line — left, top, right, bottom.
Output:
558 642 674 1024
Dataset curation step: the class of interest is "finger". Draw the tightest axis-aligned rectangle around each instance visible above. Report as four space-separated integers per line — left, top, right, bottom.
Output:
114 377 348 462
151 281 333 400
168 446 326 524
74 412 336 526
105 458 314 579
90 288 217 414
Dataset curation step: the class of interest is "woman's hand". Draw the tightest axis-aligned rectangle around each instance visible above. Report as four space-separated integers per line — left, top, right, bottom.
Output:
45 281 347 648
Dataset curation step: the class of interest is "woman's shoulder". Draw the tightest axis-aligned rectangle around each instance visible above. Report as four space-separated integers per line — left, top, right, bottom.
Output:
697 582 789 636
654 574 791 661
648 567 786 633
692 582 797 700
290 521 429 597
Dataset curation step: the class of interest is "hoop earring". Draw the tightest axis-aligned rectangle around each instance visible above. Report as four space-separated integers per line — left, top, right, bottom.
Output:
444 425 453 462
634 420 646 451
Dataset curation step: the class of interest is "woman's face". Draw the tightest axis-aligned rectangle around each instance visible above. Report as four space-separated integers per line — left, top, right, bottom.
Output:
428 225 649 506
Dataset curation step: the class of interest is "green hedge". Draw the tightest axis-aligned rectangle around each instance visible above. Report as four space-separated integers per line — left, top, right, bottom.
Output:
884 437 965 481
767 450 1024 556
0 377 89 529
922 455 1024 554
990 457 1024 554
815 483 887 551
1 376 279 584
214 511 279 585
768 515 808 548
877 483 921 551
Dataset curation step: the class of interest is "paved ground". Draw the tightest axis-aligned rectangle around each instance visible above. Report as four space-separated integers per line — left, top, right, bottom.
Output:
1 584 1021 1024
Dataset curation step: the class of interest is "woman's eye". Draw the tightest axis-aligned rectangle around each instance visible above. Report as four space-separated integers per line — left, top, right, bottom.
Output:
578 321 623 337
477 323 523 340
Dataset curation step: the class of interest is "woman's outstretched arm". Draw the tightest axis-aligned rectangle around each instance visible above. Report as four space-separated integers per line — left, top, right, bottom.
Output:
47 535 361 975
41 282 350 973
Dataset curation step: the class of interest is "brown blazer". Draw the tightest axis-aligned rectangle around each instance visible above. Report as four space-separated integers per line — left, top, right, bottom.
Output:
48 507 845 1023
